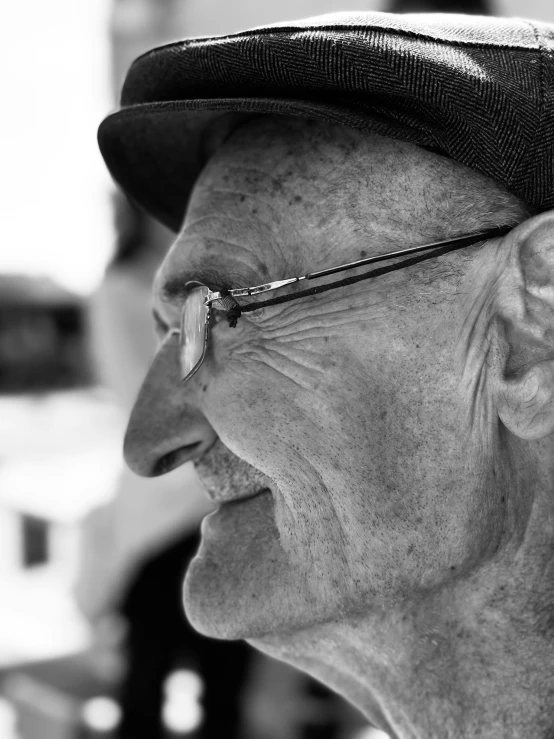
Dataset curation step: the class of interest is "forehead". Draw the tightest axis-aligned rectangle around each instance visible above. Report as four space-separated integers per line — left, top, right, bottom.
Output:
155 117 435 305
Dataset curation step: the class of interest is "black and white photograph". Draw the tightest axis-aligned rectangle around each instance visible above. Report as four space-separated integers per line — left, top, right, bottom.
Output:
1 0 554 737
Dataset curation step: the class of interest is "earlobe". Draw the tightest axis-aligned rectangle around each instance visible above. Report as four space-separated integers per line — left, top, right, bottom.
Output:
498 360 554 440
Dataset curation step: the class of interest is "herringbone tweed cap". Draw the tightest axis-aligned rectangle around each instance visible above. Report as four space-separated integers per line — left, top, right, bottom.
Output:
98 11 554 233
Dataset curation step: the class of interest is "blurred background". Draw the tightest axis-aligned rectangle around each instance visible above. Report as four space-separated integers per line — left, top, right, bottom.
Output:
0 0 552 738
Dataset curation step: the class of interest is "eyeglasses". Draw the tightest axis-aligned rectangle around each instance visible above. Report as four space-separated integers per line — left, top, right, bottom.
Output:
170 226 511 383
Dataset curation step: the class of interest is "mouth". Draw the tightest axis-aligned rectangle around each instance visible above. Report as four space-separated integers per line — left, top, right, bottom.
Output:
195 478 271 505
212 487 270 505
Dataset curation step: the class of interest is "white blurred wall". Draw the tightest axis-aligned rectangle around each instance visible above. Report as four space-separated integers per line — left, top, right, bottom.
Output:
174 0 554 40
0 0 113 295
174 0 382 38
502 0 554 20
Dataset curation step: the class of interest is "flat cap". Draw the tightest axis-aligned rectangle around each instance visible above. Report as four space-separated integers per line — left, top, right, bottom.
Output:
98 11 554 233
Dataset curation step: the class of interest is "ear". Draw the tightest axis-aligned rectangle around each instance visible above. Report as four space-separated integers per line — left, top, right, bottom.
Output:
496 211 554 440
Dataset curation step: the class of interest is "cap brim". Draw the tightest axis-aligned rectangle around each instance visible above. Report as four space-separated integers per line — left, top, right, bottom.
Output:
100 12 543 230
98 97 435 233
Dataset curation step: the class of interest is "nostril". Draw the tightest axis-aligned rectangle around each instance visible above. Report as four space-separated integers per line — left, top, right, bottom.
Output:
152 443 201 477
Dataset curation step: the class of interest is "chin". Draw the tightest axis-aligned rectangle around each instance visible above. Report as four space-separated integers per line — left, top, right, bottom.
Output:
180 493 327 640
182 562 262 640
182 544 293 640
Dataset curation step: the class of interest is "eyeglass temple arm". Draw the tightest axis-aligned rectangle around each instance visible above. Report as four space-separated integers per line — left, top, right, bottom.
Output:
210 226 511 326
303 227 510 279
208 226 510 304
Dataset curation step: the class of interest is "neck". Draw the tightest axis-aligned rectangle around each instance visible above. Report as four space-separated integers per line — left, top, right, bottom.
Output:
252 450 554 739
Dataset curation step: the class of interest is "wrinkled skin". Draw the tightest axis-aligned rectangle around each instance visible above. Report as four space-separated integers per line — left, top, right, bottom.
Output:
124 118 554 738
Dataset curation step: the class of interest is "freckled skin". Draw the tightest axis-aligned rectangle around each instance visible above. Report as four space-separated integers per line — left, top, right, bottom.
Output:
125 118 554 738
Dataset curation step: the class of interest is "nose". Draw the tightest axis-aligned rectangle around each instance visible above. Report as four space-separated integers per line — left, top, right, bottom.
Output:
124 340 217 477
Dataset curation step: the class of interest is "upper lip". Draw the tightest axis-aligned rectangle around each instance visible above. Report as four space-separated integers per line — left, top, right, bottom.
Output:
193 439 273 504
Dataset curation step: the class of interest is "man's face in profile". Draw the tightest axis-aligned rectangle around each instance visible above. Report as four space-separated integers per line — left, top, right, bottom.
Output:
124 116 519 641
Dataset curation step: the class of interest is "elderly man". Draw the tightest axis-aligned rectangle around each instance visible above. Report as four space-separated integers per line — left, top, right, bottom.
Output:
98 12 554 738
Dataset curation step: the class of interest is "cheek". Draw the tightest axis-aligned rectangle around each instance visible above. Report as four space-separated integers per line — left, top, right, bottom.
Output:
204 362 320 468
201 323 404 491
204 329 350 439
202 325 493 581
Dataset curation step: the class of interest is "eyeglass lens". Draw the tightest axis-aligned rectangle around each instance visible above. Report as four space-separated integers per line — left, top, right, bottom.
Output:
179 285 210 380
